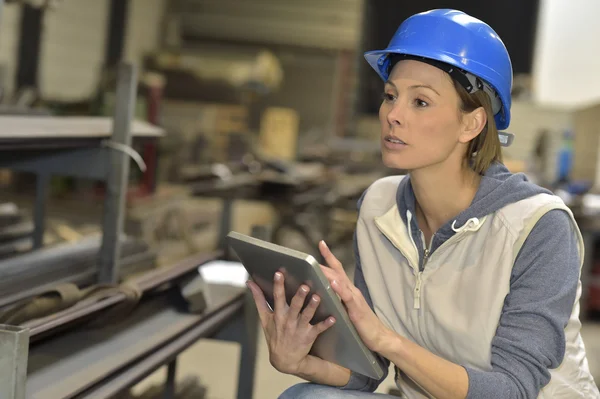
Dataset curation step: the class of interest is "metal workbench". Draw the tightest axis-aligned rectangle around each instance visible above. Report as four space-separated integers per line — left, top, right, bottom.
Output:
0 60 262 398
0 62 164 399
0 63 162 284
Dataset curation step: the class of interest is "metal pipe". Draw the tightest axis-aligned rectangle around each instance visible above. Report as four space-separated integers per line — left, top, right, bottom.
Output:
0 235 151 309
24 251 222 339
0 324 29 399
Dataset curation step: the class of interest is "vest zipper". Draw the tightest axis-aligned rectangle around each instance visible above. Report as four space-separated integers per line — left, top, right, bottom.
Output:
414 271 423 309
425 229 468 266
414 240 431 309
423 245 431 265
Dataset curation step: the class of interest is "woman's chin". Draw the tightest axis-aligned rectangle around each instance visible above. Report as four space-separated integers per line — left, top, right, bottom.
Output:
382 152 414 170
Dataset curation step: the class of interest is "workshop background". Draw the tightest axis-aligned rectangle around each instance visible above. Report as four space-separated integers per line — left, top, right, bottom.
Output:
0 0 599 398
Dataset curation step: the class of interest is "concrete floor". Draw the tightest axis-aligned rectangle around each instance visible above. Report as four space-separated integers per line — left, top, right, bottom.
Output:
131 321 600 399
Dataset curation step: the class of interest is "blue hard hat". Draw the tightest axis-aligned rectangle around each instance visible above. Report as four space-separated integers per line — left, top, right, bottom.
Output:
364 9 513 131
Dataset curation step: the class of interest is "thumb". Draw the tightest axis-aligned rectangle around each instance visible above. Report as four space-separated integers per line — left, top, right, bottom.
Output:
246 280 272 328
319 240 344 273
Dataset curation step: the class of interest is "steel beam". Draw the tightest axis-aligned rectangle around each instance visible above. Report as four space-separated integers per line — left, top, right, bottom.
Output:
0 324 29 399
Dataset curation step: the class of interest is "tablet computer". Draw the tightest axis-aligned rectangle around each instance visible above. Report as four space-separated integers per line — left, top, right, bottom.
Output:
227 231 386 380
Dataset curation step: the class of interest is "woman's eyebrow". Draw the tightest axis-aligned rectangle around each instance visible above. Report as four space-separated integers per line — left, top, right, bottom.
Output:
385 81 440 96
409 84 440 96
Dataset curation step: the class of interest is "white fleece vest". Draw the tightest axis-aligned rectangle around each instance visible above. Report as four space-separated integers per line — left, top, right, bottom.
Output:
356 176 599 399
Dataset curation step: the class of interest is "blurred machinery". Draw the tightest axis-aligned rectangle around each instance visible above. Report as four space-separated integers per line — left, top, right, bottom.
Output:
146 45 283 100
143 45 288 183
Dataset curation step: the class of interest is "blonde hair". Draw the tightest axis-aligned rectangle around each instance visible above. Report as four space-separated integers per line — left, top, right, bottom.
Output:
454 81 503 175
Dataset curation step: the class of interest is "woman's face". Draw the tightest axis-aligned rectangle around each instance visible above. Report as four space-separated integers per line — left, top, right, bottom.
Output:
379 59 469 171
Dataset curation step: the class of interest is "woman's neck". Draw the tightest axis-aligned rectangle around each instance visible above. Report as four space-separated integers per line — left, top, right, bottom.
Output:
410 162 481 238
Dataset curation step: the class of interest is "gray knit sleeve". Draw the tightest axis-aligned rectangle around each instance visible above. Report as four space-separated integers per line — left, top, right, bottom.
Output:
465 209 580 398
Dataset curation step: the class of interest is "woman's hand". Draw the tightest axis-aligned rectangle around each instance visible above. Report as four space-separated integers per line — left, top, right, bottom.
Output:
247 270 336 376
318 240 392 353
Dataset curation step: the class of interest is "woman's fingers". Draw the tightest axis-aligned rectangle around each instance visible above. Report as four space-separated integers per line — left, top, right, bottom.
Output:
332 279 355 305
246 280 272 328
288 284 309 320
311 316 336 338
272 271 287 315
319 264 337 283
319 241 349 280
320 261 353 295
299 294 320 325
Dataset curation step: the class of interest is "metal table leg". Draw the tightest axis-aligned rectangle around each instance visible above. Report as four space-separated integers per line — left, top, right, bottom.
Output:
237 290 259 399
98 63 137 284
219 197 234 259
0 325 29 399
213 292 259 399
164 359 177 399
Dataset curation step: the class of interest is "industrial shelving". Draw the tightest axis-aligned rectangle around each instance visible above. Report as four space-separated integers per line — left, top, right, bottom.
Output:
0 62 259 398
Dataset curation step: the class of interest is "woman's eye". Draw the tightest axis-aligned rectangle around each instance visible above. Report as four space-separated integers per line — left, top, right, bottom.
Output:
414 98 429 107
382 92 396 103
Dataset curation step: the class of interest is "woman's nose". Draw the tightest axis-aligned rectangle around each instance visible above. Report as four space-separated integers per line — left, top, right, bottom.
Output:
386 102 404 127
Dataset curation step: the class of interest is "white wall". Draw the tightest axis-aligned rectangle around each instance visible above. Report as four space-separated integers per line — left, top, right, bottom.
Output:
39 0 109 100
0 4 22 96
39 0 165 101
124 0 166 65
532 0 600 108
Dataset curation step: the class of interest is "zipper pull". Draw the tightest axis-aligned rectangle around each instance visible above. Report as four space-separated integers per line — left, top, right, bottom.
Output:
414 271 423 309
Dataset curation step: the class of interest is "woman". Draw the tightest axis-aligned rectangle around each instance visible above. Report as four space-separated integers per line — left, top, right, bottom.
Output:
247 9 600 398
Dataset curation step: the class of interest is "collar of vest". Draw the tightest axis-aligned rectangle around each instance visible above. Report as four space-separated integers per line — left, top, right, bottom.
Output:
375 203 420 271
374 203 488 271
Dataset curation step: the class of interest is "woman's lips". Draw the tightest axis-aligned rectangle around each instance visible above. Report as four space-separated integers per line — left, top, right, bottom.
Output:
383 135 408 150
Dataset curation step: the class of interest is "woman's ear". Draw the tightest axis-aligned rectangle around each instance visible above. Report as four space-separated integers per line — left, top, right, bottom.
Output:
459 107 487 144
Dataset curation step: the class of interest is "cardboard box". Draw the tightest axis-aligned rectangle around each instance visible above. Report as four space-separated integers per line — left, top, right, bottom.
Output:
259 107 299 160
